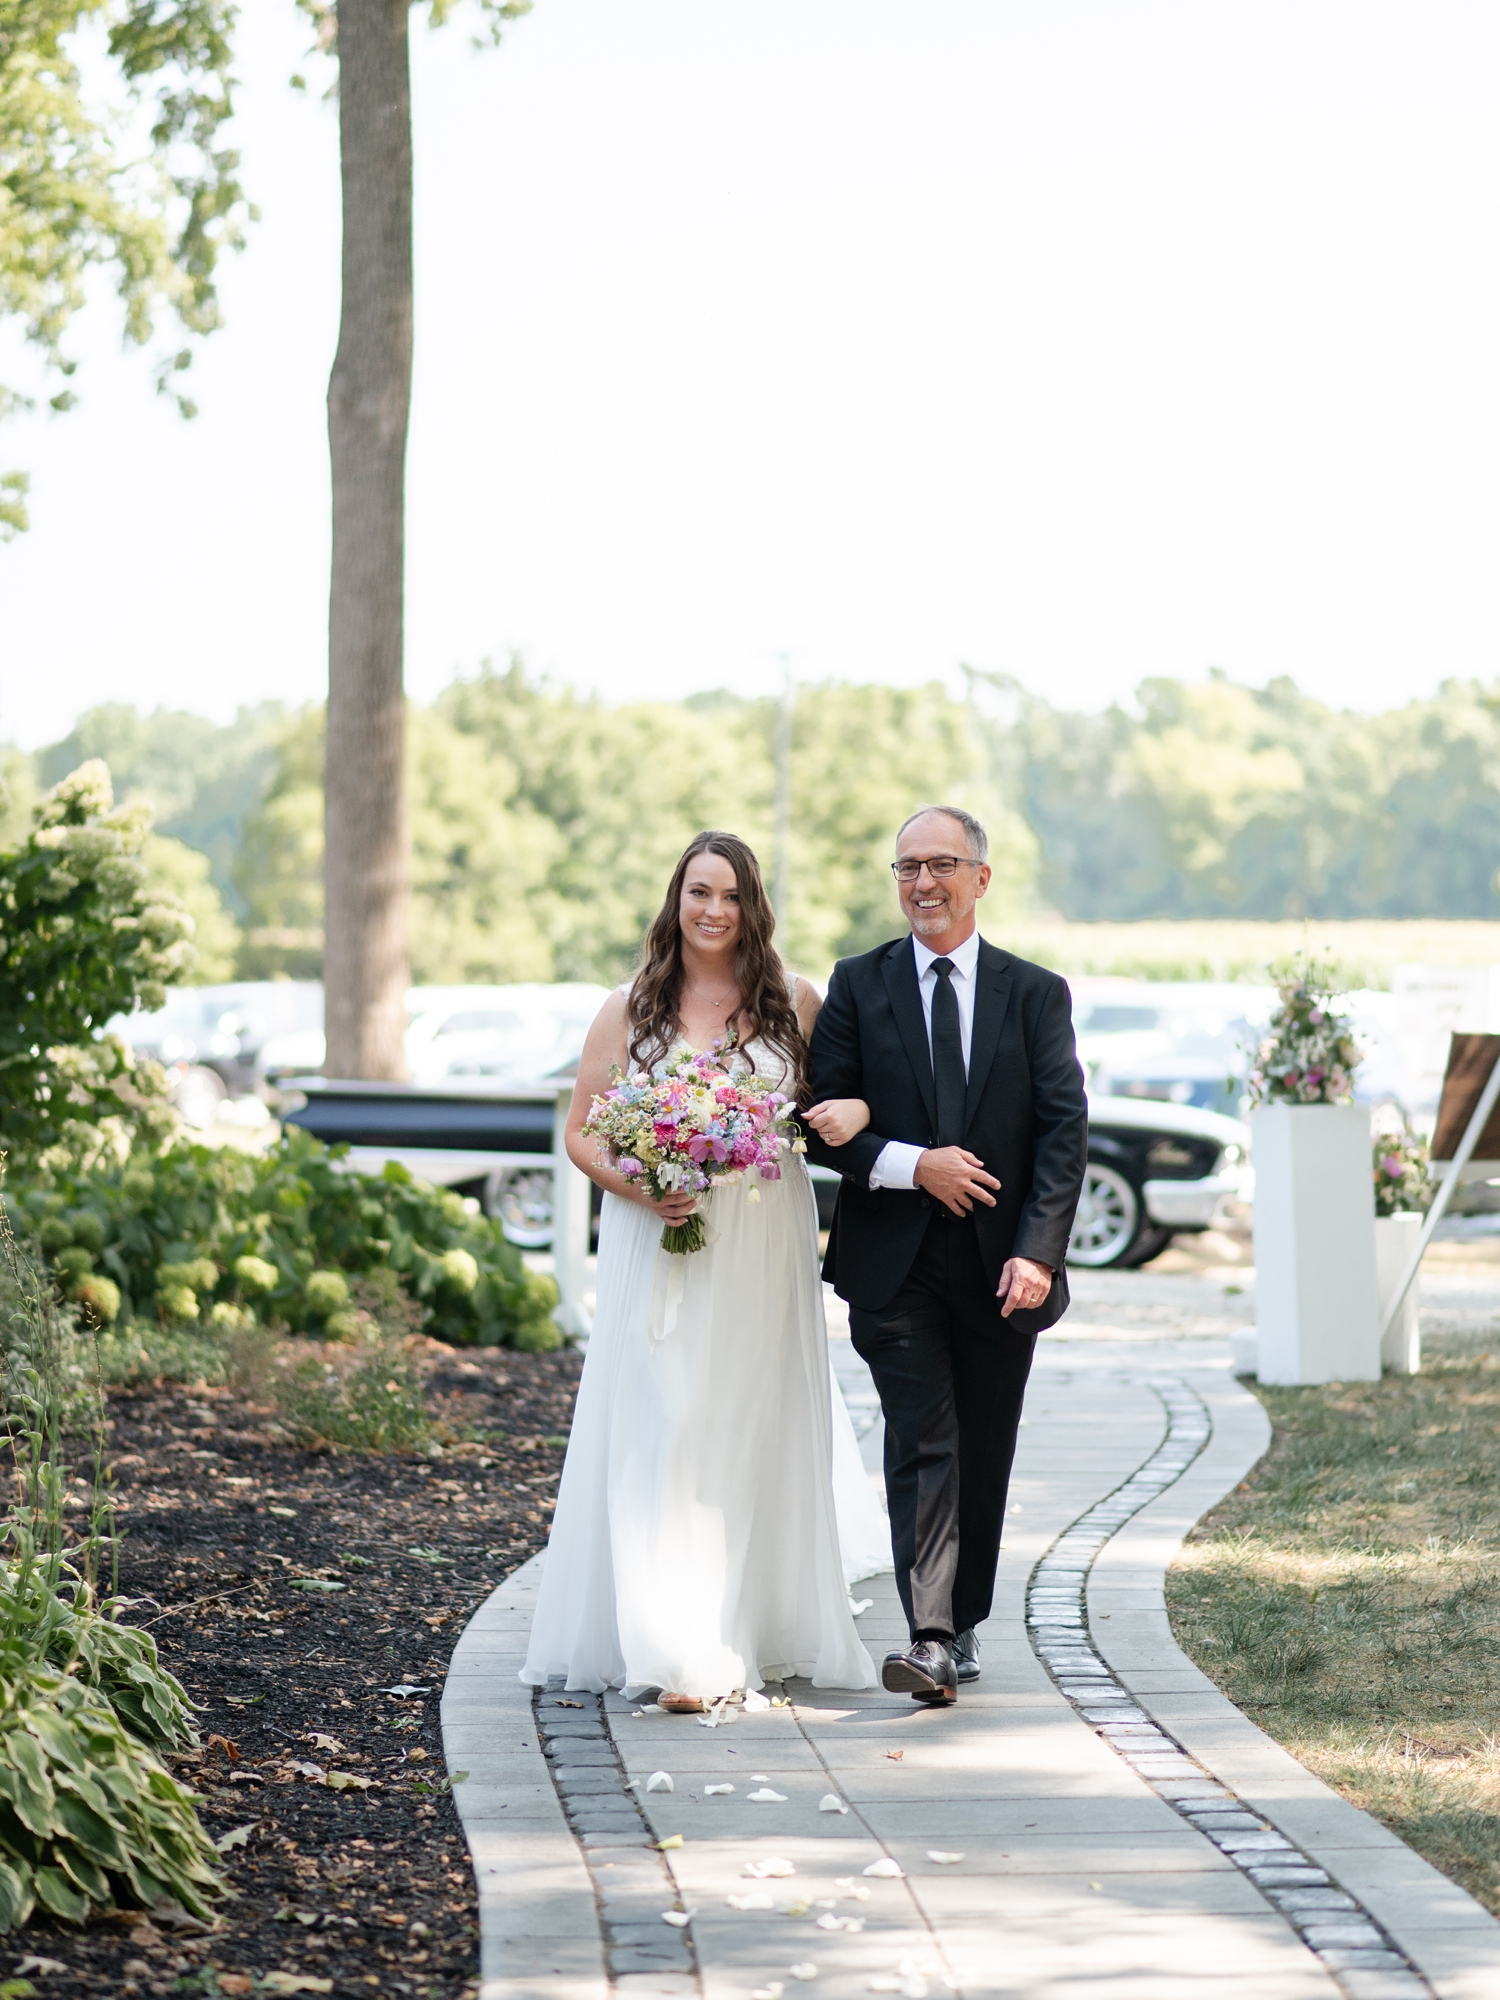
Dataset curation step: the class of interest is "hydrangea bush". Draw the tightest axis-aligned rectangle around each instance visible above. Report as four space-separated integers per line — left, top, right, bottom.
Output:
8 1128 559 1350
1247 955 1362 1107
0 762 189 1171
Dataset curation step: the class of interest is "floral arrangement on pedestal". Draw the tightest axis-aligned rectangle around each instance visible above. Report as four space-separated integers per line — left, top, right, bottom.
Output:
1372 1121 1432 1216
1247 954 1362 1107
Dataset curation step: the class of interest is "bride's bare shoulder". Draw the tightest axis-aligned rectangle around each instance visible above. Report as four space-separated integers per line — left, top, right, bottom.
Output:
581 988 632 1063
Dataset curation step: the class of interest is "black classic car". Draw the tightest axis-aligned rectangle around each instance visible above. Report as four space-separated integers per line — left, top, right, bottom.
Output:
1073 1094 1250 1267
283 1076 1249 1269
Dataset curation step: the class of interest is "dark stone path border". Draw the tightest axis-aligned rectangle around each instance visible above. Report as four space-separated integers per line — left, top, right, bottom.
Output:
535 1688 702 1997
1027 1375 1433 2000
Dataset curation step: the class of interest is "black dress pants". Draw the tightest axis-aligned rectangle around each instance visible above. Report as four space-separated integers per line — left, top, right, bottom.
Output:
848 1210 1037 1642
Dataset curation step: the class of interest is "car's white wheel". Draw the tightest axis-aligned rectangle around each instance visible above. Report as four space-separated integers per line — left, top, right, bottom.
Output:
483 1165 555 1248
1068 1162 1141 1268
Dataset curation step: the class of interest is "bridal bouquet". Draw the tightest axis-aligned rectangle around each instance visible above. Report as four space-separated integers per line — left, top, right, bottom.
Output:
583 1042 800 1254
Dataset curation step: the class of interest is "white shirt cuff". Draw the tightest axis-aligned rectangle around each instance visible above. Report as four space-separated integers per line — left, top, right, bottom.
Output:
869 1141 925 1192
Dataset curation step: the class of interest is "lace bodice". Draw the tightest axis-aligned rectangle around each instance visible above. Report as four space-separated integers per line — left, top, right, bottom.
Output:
658 1034 795 1095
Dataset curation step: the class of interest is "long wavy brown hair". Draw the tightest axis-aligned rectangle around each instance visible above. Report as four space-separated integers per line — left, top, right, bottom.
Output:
627 832 809 1095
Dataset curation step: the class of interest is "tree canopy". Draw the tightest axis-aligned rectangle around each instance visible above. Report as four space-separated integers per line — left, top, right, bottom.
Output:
0 0 250 532
18 666 1500 993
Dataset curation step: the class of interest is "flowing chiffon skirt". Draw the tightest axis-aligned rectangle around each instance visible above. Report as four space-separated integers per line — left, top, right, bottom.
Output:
521 1159 884 1696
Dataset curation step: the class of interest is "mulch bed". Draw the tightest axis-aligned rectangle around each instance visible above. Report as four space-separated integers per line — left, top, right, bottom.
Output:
23 1343 582 1998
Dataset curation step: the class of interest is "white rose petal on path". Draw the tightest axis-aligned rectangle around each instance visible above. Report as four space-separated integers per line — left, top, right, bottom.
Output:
660 1911 694 1928
743 1689 772 1711
749 1787 787 1803
868 1981 903 1994
752 1986 785 2000
646 1771 674 1793
743 1856 796 1878
789 1965 819 1982
863 1858 905 1878
727 1892 775 1910
925 1851 965 1865
814 1914 848 1932
818 1794 849 1814
752 1773 769 1781
704 1783 735 1796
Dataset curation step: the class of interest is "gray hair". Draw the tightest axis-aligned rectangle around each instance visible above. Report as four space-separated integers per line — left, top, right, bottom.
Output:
896 803 989 863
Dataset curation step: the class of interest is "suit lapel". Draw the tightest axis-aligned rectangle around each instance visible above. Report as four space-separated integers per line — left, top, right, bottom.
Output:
964 940 1013 1133
881 939 937 1132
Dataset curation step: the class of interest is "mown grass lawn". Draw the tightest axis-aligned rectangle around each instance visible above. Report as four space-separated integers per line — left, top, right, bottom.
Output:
1165 1356 1500 1916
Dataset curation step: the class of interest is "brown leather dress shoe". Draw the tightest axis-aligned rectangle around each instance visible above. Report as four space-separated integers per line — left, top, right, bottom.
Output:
881 1638 957 1705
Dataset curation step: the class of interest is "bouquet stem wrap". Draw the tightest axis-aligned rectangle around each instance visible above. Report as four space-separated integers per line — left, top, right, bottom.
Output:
662 1210 708 1257
582 1041 803 1258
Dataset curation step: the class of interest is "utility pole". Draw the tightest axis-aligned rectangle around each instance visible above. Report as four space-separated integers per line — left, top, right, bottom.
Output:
773 653 794 930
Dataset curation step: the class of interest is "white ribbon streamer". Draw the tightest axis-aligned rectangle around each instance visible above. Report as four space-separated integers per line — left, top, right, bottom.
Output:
646 1198 719 1345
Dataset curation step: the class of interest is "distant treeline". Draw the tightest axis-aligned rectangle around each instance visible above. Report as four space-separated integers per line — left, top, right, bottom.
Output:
5 665 1498 987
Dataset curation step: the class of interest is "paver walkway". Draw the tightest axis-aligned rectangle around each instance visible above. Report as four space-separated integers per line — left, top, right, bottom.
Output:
442 1294 1500 2000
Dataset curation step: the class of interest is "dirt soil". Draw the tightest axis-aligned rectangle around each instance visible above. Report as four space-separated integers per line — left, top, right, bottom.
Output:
21 1343 582 1999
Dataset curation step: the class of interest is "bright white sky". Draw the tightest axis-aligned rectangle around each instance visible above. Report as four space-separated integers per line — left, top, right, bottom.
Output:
2 0 1498 748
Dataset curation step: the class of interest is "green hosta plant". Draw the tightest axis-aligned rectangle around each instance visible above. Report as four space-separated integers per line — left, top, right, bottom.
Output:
1247 954 1362 1108
0 1669 222 1928
0 1209 223 1927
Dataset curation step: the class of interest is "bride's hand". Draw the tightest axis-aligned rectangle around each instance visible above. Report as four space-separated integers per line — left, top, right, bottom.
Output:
802 1098 872 1147
645 1186 699 1225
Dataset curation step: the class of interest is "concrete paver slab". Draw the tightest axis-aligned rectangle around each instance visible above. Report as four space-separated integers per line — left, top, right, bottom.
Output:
443 1302 1500 2000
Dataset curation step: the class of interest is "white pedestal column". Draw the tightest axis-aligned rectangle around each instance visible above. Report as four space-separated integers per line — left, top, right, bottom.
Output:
1376 1212 1423 1374
1251 1102 1380 1385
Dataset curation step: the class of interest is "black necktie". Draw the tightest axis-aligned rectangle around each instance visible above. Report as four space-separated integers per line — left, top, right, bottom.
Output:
930 958 966 1148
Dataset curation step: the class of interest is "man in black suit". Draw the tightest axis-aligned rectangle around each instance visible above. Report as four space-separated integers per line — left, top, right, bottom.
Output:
804 805 1087 1704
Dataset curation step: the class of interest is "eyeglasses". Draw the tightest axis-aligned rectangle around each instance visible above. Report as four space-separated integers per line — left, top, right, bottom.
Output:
891 855 979 882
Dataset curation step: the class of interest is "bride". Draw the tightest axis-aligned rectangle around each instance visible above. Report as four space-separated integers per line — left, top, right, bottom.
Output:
520 831 887 1707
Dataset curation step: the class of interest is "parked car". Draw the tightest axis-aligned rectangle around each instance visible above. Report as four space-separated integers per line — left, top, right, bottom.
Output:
1070 1093 1251 1268
110 981 324 1126
279 1076 843 1248
404 984 610 1087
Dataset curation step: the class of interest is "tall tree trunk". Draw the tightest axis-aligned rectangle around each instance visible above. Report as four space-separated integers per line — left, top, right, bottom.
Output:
324 0 412 1079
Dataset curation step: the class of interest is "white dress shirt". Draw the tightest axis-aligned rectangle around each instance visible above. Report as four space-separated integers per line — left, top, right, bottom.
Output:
868 929 983 1191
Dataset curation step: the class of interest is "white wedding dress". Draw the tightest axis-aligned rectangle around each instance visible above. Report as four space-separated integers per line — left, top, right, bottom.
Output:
521 1034 887 1697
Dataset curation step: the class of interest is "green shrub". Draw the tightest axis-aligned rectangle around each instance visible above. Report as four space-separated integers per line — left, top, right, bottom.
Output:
0 761 189 1170
276 1342 431 1454
10 1126 559 1349
0 1670 222 1926
0 1208 225 1928
304 1269 350 1318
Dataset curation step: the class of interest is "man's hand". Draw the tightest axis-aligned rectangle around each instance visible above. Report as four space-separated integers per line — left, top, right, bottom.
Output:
914 1147 1000 1215
998 1255 1052 1317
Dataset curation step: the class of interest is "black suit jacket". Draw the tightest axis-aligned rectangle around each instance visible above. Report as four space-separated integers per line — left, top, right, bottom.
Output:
804 935 1087 1327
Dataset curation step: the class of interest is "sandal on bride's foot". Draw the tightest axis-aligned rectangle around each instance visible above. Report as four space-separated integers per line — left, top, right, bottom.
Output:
658 1693 707 1714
